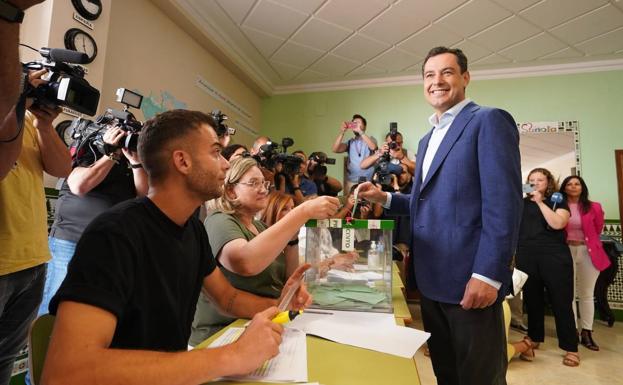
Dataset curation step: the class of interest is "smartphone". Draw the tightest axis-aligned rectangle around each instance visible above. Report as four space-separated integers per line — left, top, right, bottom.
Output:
347 121 357 129
522 183 535 194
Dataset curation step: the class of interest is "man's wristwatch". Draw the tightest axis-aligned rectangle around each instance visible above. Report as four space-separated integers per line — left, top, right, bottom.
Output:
107 152 121 164
0 1 25 23
130 163 143 169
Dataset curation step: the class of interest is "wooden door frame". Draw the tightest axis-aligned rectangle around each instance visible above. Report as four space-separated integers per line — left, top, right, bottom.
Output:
615 150 623 223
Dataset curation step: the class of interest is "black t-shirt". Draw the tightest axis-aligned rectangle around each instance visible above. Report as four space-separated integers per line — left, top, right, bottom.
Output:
50 144 135 242
50 197 217 351
518 196 569 247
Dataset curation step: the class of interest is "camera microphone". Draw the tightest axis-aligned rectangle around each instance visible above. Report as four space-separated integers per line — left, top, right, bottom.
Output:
39 47 88 64
550 192 563 211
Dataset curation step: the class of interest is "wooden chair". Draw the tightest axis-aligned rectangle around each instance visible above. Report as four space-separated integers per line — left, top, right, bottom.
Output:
28 314 55 385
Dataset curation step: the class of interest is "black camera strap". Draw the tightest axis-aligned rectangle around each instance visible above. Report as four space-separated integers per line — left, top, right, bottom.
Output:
0 91 27 143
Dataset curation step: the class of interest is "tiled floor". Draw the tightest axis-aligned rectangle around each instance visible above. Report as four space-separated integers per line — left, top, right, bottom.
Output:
408 303 622 385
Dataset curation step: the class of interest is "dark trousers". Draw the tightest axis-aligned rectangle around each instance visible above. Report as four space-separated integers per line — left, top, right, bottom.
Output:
0 264 46 385
516 246 578 352
420 296 507 385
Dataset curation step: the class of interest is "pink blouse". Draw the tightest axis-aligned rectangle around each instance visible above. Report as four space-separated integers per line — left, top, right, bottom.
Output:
566 203 584 241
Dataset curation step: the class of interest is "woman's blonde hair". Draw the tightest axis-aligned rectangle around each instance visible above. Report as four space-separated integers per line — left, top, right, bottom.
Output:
261 191 294 226
527 167 559 198
206 157 259 214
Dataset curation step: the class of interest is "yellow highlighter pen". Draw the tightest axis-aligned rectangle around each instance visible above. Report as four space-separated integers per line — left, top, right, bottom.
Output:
272 310 302 324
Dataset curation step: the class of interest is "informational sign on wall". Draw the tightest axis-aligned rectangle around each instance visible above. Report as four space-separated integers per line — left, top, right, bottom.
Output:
195 76 257 135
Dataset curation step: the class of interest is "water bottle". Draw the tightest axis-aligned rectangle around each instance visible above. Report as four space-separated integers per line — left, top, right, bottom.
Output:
368 240 381 271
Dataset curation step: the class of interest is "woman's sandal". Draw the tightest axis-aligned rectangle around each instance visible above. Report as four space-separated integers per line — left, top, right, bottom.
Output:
519 336 535 362
563 351 580 367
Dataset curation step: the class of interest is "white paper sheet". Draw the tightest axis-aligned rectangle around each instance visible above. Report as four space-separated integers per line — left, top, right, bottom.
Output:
288 310 430 359
207 327 308 383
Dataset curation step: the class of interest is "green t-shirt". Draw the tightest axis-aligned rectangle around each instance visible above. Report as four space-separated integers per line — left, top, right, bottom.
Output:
189 211 286 346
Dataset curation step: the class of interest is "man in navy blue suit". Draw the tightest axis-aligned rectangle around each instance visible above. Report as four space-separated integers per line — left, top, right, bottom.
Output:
359 47 522 385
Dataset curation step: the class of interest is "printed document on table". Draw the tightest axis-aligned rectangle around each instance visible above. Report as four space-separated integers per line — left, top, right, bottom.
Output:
206 327 307 383
288 310 430 359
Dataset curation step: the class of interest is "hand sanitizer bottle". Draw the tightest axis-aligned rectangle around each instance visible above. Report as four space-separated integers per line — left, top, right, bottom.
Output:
368 240 380 271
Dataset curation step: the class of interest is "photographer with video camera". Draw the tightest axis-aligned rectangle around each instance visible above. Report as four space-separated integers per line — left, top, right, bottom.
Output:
271 146 311 206
306 151 342 197
2 41 98 180
39 89 148 321
0 66 71 385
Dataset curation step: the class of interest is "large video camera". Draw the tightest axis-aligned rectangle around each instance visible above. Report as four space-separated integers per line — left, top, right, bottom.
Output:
254 137 302 174
308 151 336 180
209 109 236 138
21 46 100 116
69 88 144 158
374 122 400 190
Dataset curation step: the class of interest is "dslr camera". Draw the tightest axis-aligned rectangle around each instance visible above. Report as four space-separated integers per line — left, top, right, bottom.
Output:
22 46 100 116
69 88 144 157
209 110 236 138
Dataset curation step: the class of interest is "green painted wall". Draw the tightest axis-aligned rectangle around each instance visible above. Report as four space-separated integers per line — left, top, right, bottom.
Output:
262 70 623 220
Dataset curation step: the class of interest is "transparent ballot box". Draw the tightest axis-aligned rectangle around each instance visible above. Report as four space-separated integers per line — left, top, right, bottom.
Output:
304 219 393 313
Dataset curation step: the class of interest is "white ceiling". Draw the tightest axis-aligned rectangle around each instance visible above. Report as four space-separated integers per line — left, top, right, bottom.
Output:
154 0 623 95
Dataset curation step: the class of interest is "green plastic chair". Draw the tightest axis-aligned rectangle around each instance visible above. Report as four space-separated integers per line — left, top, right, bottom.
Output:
28 314 55 385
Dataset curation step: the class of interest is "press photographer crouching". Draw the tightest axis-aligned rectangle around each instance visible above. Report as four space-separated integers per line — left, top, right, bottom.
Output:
39 89 148 317
305 151 342 197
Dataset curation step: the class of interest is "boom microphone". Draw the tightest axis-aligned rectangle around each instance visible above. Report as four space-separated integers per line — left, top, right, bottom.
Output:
550 192 563 211
39 47 88 64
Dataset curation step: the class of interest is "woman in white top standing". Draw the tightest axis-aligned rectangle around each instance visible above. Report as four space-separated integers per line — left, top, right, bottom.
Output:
560 175 611 351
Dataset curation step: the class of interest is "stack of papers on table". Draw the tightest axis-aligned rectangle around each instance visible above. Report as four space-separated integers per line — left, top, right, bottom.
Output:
207 327 307 383
288 310 430 359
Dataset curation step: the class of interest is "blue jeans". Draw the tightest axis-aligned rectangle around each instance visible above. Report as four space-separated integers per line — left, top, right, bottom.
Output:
0 264 46 385
37 237 76 317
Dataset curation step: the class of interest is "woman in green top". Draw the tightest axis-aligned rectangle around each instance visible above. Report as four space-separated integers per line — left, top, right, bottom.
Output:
189 157 340 345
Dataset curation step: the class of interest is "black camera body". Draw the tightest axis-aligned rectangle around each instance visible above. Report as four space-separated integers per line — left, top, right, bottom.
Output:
70 89 144 158
253 137 300 173
388 122 399 150
209 110 236 138
308 151 336 180
22 48 100 116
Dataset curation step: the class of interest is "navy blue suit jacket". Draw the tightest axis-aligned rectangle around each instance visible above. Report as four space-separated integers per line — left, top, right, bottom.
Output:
388 102 522 304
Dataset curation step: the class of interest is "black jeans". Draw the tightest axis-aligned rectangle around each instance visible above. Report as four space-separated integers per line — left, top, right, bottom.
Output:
421 296 507 385
0 264 46 385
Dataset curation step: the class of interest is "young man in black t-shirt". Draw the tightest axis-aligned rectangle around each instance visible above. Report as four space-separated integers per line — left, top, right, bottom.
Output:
42 110 337 385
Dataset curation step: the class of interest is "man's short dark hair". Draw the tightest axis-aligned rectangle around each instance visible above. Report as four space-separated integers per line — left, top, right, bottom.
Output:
221 143 248 161
421 47 468 75
138 109 217 182
352 114 367 127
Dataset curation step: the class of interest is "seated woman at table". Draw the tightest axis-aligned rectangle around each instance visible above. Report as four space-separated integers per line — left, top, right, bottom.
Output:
189 158 339 346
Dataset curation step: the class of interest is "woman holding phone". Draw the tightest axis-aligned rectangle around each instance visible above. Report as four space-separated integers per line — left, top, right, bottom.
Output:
515 168 579 366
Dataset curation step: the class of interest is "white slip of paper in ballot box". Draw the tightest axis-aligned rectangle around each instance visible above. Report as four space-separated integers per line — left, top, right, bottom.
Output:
206 327 307 383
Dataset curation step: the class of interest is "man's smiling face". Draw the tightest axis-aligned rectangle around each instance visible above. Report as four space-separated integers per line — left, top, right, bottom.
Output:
423 52 470 117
